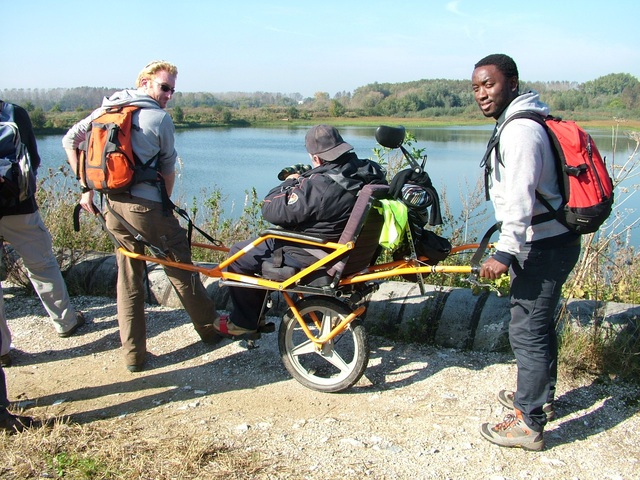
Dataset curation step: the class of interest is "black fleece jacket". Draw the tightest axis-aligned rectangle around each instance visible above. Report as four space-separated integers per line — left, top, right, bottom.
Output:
261 152 387 241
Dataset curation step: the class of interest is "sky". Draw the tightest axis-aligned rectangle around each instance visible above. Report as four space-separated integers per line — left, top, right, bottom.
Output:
6 0 640 98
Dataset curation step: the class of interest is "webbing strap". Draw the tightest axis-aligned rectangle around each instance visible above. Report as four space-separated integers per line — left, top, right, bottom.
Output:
469 222 502 269
172 205 223 248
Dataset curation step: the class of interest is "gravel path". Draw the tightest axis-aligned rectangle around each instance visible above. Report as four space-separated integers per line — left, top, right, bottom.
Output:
3 287 639 479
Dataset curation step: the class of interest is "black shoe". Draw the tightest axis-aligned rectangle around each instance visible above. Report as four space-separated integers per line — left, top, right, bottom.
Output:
0 411 38 434
258 322 276 333
126 364 144 373
0 353 11 368
58 312 86 338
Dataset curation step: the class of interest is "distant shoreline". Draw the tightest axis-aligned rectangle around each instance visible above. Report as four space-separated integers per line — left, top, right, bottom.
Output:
34 115 640 136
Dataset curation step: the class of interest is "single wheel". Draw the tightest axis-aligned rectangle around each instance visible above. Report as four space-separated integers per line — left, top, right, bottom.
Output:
278 296 369 393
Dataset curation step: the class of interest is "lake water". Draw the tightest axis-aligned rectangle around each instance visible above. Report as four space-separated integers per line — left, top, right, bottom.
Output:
35 124 639 245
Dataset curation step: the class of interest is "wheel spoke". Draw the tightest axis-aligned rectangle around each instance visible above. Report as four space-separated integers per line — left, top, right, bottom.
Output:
319 309 334 337
319 347 350 373
289 338 317 356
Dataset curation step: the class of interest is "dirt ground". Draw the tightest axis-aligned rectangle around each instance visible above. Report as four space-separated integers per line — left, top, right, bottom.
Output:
3 287 640 479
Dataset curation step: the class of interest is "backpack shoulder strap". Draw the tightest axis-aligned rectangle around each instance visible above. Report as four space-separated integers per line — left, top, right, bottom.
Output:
482 110 566 225
480 111 550 201
0 101 14 123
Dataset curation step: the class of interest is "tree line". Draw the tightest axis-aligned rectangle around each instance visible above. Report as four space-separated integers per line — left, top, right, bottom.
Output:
2 73 638 129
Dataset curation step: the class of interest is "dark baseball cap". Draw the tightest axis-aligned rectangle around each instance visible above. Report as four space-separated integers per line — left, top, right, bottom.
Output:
305 124 354 161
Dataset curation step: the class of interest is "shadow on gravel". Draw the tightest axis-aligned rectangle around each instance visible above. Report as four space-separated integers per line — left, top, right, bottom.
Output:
355 336 502 393
29 344 291 425
545 378 640 448
23 332 502 425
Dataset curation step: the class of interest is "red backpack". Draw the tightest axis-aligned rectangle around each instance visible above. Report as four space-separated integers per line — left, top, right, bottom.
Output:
483 111 614 234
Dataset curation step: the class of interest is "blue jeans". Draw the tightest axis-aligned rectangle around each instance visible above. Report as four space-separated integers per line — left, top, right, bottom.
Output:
509 238 580 431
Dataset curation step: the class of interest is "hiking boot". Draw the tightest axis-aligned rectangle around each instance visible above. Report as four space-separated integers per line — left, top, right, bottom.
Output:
59 311 86 338
480 409 545 451
498 390 556 421
0 352 12 368
0 410 38 434
214 315 260 340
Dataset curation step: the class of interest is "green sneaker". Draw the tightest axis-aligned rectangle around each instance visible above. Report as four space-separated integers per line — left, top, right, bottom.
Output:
480 409 544 451
498 390 556 421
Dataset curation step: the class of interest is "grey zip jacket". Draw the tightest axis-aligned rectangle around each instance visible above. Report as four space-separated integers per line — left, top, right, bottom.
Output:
62 89 177 203
488 90 569 257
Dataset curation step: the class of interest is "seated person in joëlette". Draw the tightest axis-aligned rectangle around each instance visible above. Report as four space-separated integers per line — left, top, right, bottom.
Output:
214 124 387 339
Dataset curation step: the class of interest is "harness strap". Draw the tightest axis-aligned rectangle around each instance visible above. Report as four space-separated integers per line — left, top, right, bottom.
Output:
103 200 169 259
172 205 223 248
469 222 502 270
480 123 500 201
73 202 156 302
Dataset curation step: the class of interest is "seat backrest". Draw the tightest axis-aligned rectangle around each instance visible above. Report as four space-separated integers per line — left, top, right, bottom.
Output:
328 184 389 280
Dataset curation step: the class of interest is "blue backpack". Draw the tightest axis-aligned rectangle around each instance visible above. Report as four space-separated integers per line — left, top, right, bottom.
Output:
0 102 36 208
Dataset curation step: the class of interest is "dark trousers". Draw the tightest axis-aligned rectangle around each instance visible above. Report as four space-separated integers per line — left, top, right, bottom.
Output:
227 238 310 329
509 239 580 432
0 327 8 411
0 367 7 412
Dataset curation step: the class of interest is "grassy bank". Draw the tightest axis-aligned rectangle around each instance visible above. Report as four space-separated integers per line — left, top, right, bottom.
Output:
33 109 640 136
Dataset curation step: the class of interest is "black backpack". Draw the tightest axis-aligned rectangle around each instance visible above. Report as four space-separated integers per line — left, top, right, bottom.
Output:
0 102 37 209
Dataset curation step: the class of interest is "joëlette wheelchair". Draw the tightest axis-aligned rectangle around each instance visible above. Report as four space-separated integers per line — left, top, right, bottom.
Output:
102 126 496 393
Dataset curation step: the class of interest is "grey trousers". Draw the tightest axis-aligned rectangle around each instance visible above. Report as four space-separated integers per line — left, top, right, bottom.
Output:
0 211 79 355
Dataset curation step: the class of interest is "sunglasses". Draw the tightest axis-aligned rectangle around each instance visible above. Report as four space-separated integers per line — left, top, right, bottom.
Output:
153 80 176 94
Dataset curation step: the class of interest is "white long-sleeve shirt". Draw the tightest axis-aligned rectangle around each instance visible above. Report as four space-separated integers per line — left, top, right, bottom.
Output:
487 91 569 256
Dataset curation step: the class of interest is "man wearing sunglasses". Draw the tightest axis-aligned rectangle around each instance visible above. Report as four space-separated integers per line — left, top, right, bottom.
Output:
63 61 220 373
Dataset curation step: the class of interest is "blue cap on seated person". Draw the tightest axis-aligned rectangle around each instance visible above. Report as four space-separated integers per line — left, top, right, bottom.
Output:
305 125 354 161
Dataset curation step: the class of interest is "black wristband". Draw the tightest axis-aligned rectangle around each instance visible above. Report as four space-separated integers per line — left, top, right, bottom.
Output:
81 187 91 193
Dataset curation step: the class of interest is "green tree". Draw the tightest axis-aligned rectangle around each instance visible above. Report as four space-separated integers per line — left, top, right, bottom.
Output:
286 106 300 119
621 82 640 109
312 91 330 112
583 73 639 96
172 105 184 123
328 100 345 117
30 107 46 128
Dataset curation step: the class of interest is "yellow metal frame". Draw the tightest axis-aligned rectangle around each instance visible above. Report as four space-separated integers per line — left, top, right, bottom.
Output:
117 232 493 347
